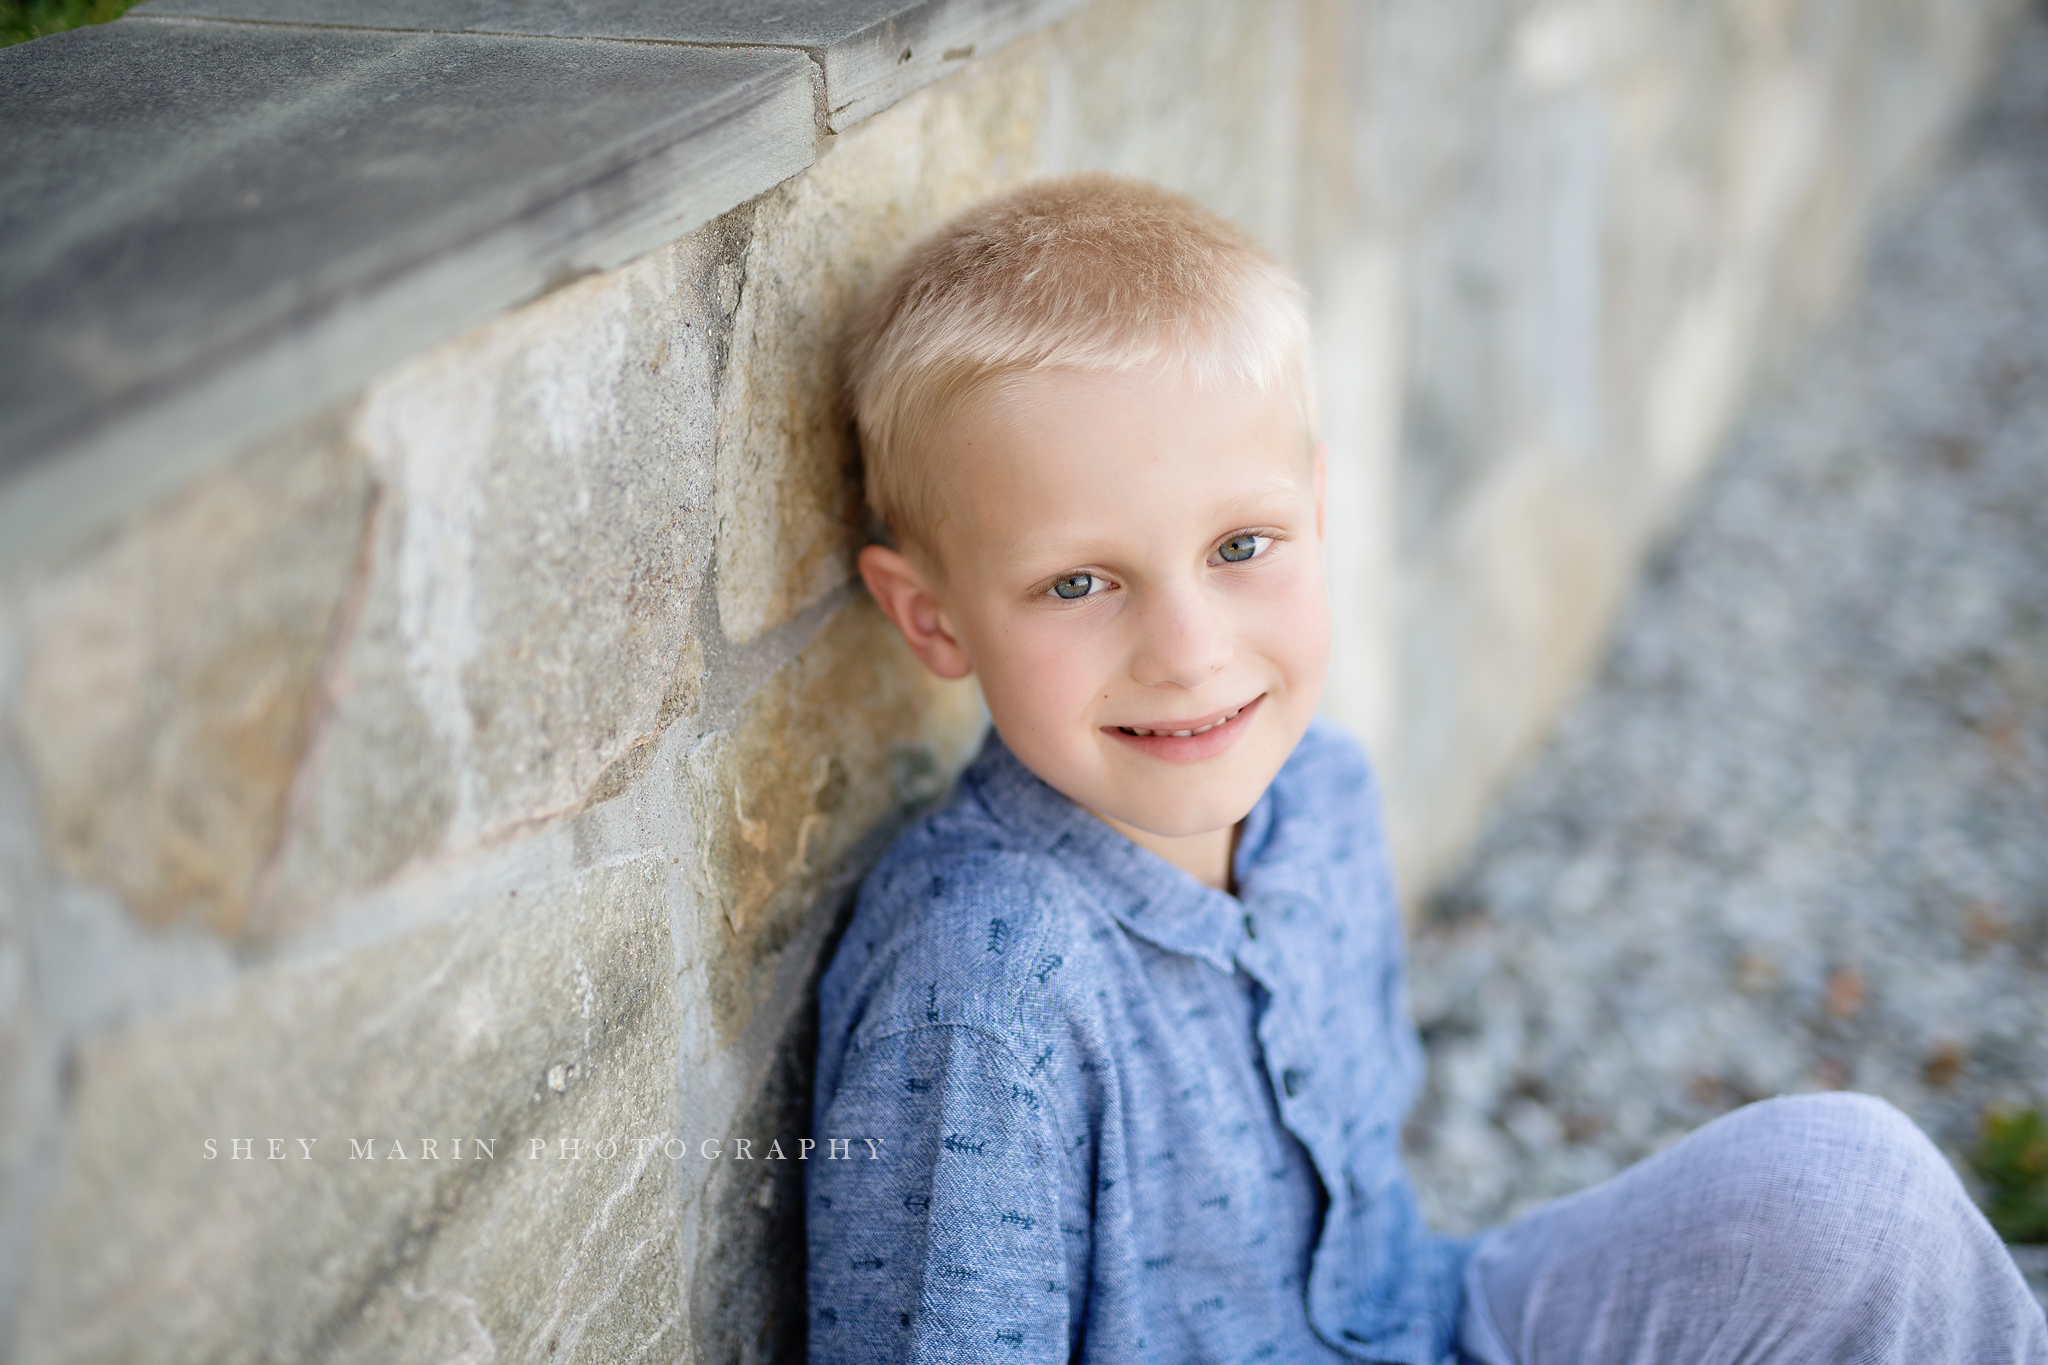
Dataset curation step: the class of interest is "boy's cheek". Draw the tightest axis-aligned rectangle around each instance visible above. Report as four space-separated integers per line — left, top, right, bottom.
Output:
973 624 1100 729
1241 569 1331 665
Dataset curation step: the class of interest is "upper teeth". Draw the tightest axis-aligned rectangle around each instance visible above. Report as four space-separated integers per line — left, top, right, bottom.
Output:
1121 704 1245 738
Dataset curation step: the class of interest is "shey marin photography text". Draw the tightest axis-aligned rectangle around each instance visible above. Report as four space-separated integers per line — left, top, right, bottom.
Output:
201 1135 887 1163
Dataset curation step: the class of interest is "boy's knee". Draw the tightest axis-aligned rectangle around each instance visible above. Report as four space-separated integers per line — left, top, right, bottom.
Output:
1730 1091 1941 1181
1731 1090 1925 1153
1699 1093 1969 1266
1698 1093 2045 1351
1472 1092 2044 1357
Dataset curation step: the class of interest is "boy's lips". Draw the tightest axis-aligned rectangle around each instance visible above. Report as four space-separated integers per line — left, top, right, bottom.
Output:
1103 695 1263 762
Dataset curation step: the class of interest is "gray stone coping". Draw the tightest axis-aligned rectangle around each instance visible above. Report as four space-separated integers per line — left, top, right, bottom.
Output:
129 0 1092 129
0 0 1086 571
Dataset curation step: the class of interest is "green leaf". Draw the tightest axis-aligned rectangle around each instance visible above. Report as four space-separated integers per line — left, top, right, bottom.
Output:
2 0 143 49
1971 1106 2048 1244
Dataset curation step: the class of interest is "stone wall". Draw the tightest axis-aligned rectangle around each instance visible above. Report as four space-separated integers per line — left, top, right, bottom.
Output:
0 0 2019 1359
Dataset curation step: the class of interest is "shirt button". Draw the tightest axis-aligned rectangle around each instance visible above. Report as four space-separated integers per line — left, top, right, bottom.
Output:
1281 1068 1305 1097
1242 912 1257 940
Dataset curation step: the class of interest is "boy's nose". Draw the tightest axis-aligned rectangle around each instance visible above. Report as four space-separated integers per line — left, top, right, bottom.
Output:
1128 585 1234 690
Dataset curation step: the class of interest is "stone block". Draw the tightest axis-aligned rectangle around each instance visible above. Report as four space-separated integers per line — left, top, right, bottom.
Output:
0 20 815 573
711 57 1045 642
128 0 1097 130
1384 453 1629 897
255 241 726 940
13 854 680 1365
1349 0 2024 900
680 1001 816 1365
14 408 372 936
687 596 983 1041
1020 0 1318 259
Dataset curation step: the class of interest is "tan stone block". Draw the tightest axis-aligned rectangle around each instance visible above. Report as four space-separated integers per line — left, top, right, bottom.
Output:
14 408 373 936
243 510 459 938
688 596 984 1038
15 855 679 1365
258 243 720 936
1035 0 1307 257
1382 454 1631 904
712 57 1048 645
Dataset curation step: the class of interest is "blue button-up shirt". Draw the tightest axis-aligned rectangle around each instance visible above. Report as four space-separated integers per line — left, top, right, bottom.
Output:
807 720 1468 1363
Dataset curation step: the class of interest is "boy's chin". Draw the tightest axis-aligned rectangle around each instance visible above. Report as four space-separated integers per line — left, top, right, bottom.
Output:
1093 789 1264 843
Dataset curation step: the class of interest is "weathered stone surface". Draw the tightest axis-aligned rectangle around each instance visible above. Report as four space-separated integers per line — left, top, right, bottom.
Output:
253 240 728 940
130 0 918 31
15 408 372 935
13 854 680 1365
0 20 815 573
0 643 245 1353
126 0 897 29
682 997 819 1365
688 595 983 1040
1380 454 1630 905
128 0 1097 131
1022 0 1322 258
712 51 1046 642
0 723 62 1362
1346 0 2020 897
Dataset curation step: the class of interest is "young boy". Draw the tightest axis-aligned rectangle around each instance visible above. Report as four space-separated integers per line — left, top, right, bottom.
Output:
804 174 2046 1364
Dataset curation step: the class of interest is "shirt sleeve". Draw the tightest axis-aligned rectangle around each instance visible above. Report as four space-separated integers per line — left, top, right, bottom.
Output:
807 1022 1074 1364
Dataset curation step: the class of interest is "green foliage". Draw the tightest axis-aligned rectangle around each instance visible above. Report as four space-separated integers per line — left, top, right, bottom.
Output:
2 0 140 47
1972 1106 2048 1244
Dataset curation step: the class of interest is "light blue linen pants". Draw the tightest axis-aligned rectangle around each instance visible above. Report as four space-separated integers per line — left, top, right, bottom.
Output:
1456 1092 2048 1364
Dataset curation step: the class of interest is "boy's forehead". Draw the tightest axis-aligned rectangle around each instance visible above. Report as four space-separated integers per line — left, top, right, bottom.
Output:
923 368 1313 560
951 367 1308 473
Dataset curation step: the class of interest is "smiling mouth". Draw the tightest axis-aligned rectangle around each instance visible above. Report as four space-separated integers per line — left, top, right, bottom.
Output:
1115 701 1251 739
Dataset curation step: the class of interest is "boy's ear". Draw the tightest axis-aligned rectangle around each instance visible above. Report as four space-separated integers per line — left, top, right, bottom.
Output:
1312 439 1328 541
858 544 974 681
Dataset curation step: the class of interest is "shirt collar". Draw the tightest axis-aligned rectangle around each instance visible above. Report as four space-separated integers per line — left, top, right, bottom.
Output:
958 727 1289 974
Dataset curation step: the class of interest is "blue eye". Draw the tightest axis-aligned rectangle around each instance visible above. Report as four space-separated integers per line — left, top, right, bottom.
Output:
1218 533 1265 563
1051 572 1096 599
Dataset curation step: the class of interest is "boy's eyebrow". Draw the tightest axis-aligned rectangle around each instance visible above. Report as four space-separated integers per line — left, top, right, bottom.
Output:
1208 479 1307 521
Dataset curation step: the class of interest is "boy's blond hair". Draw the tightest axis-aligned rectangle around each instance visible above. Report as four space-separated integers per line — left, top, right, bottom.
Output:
842 173 1315 563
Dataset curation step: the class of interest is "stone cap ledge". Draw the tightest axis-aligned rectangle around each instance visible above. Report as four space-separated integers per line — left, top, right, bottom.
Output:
129 0 1093 130
0 0 1087 572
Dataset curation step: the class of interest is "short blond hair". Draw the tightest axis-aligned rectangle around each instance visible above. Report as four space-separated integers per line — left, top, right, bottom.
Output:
842 173 1314 562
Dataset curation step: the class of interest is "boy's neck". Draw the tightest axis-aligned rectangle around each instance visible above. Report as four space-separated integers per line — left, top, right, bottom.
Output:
1089 810 1241 894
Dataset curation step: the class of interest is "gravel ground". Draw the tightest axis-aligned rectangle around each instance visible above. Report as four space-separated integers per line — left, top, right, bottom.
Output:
1400 14 2048 1310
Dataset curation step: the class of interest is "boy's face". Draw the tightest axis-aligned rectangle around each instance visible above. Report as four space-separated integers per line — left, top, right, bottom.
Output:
861 364 1330 871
